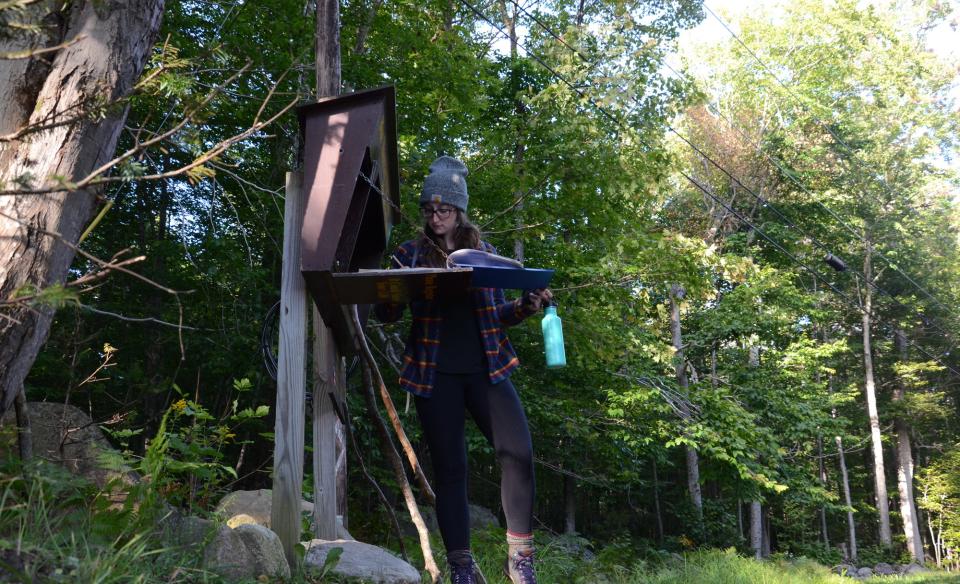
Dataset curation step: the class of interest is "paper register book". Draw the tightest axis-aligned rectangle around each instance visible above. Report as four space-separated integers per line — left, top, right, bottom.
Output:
330 249 554 304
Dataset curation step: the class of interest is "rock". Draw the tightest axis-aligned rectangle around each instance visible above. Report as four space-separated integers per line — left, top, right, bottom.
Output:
160 510 215 548
551 533 595 561
833 563 856 576
0 402 138 489
874 562 895 575
215 489 352 539
399 506 439 537
856 567 873 578
303 539 420 584
468 503 501 530
203 524 290 580
901 563 928 575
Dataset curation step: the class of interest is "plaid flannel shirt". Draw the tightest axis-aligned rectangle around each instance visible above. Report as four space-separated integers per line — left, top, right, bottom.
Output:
374 239 537 397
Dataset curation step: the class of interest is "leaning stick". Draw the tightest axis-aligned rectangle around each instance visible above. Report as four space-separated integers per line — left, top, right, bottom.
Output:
359 362 440 582
350 306 437 507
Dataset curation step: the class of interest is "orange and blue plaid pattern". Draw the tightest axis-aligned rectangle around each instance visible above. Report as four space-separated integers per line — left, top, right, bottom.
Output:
374 240 536 397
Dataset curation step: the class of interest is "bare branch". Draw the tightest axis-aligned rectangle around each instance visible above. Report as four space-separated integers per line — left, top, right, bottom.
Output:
478 175 548 230
78 304 202 330
0 208 179 296
0 61 255 193
0 35 85 60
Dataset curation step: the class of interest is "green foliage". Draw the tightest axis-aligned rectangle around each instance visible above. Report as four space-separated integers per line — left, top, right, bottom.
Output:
0 459 171 583
127 379 269 511
15 0 960 574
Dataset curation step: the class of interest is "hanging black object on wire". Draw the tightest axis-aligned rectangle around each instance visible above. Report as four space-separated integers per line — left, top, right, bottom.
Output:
824 253 848 272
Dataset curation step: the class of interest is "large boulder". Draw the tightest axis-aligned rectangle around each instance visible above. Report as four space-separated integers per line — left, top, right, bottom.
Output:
303 539 420 584
874 562 895 575
901 563 928 575
0 402 137 488
203 524 290 580
856 567 873 578
215 488 352 539
159 510 215 548
832 563 857 576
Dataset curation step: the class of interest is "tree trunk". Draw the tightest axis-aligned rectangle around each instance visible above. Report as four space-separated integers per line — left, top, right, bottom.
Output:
818 434 830 549
497 0 526 263
836 433 858 562
894 329 925 562
862 239 892 547
670 284 702 517
748 343 763 556
750 501 763 559
563 473 576 534
652 457 664 545
0 0 165 413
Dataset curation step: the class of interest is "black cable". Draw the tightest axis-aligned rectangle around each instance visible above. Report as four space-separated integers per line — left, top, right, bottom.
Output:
260 300 280 381
509 0 960 367
664 120 960 351
455 0 960 378
511 1 960 351
700 2 958 320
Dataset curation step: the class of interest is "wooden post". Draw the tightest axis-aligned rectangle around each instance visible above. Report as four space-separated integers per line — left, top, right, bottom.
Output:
312 0 346 539
272 172 308 567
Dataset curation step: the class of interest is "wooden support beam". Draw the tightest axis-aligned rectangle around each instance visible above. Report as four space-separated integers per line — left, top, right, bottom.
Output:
272 171 308 567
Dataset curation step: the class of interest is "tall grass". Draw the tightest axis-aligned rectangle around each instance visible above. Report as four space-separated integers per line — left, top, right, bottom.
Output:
0 459 185 583
447 531 960 584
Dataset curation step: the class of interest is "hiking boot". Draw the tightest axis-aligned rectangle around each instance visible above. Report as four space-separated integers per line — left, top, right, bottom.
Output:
504 548 537 584
447 550 487 584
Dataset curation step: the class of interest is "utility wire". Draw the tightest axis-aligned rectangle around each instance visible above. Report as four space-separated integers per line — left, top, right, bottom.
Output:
511 1 960 351
506 0 960 364
665 114 960 351
700 2 958 321
455 0 960 379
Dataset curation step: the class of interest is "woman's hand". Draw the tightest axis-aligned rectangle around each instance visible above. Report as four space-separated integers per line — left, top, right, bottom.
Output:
523 288 554 312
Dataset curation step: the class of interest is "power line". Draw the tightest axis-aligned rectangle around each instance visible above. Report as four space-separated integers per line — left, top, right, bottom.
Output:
700 2 958 321
454 0 960 378
510 2 960 349
665 116 960 351
505 0 960 361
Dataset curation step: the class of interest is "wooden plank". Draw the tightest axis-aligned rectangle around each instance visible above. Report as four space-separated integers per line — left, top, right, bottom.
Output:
312 312 338 540
272 171 307 567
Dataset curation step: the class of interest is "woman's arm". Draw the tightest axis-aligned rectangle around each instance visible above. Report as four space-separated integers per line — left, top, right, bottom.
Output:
480 241 542 326
495 286 539 327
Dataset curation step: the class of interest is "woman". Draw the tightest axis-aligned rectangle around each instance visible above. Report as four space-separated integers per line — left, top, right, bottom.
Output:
375 156 550 584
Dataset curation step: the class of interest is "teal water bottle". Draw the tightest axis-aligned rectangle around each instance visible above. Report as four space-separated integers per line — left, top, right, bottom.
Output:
541 301 567 369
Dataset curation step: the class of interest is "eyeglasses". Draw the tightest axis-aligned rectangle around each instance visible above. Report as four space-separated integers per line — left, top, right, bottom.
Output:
420 206 455 219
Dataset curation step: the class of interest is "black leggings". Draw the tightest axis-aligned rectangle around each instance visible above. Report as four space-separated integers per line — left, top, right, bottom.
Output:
415 372 535 552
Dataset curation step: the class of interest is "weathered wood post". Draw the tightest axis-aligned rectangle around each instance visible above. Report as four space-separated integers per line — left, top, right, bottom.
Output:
271 86 402 571
272 172 308 566
312 0 345 541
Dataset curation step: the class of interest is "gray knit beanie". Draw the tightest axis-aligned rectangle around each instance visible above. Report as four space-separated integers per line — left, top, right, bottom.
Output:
420 156 469 212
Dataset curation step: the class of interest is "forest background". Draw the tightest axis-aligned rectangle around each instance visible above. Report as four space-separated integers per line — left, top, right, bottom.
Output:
1 0 960 581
